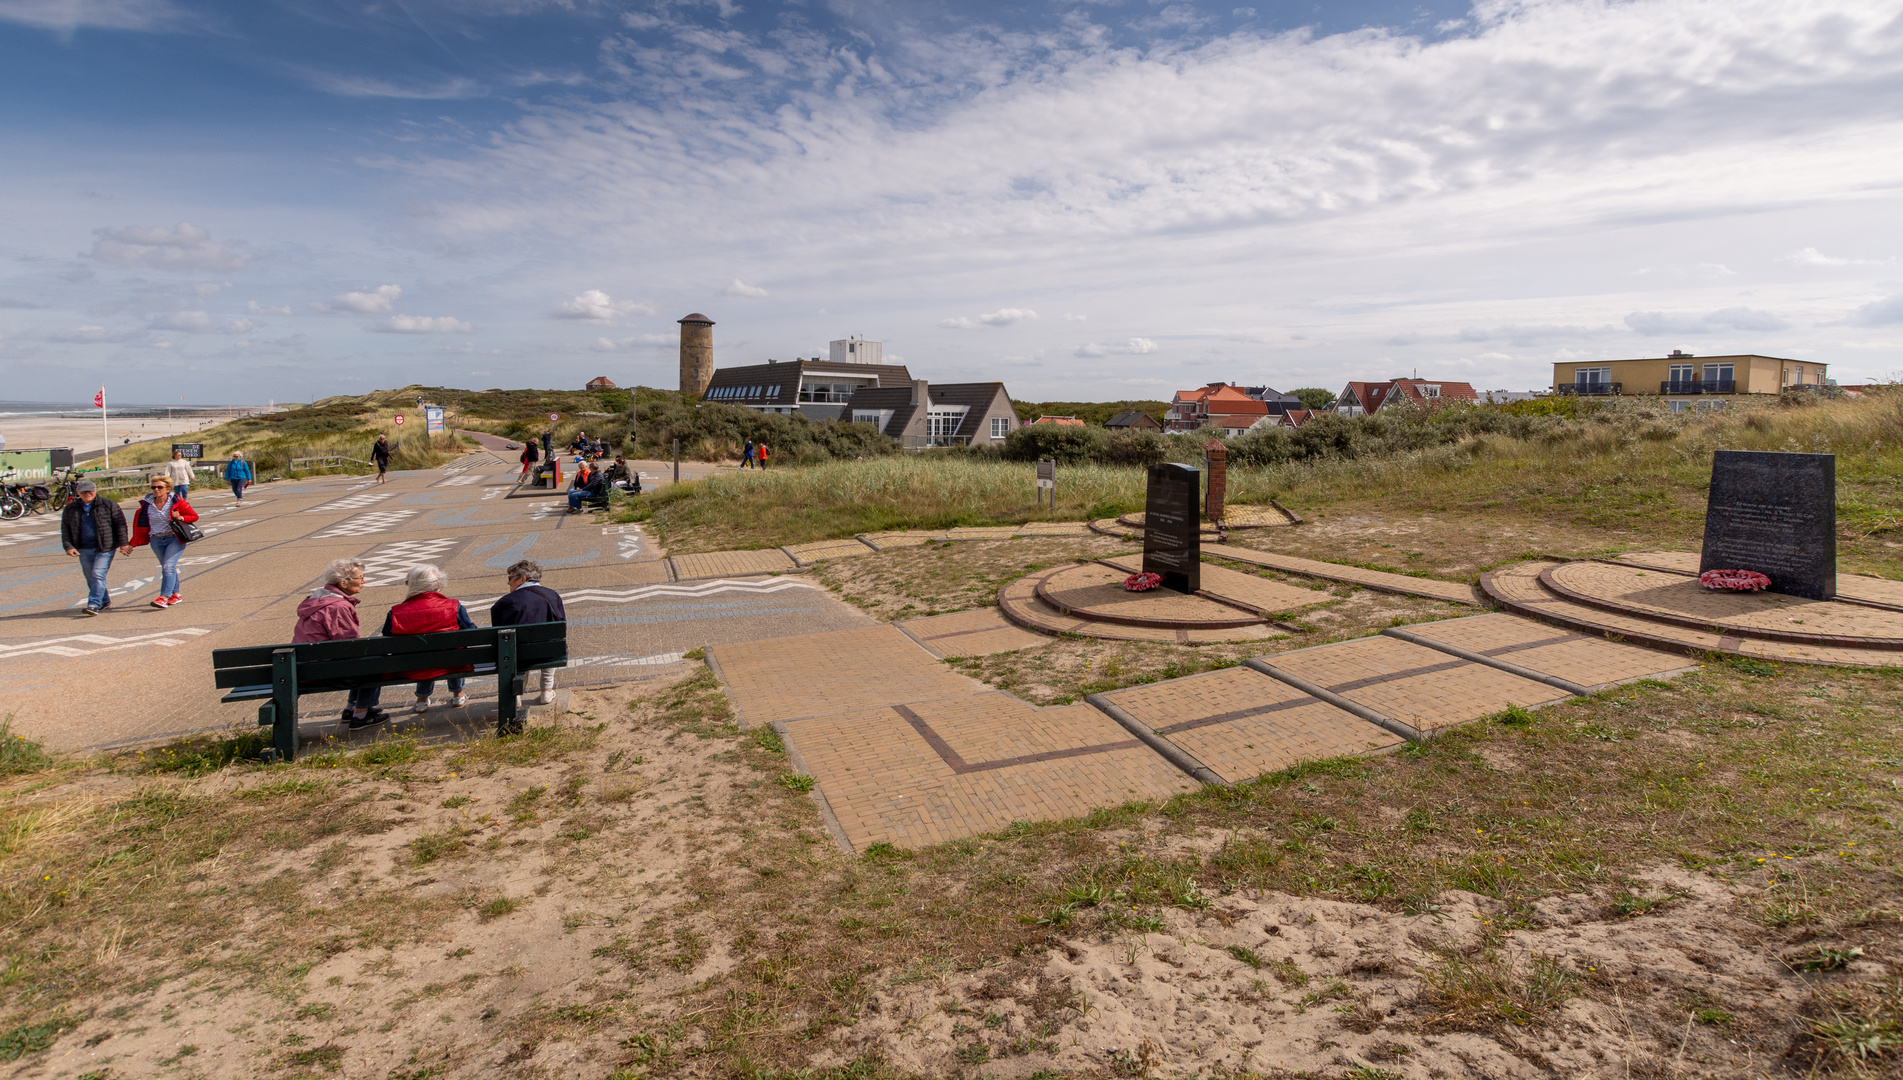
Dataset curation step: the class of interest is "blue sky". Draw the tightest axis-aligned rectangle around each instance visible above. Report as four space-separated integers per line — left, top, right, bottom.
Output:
1 0 1900 406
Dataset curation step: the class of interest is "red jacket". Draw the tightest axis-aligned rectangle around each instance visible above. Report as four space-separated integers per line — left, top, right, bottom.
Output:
385 591 475 680
128 496 198 547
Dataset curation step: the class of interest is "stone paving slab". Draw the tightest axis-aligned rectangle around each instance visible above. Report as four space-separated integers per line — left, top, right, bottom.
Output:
1543 560 1903 647
899 607 1051 657
781 692 1197 851
669 548 799 580
944 526 1022 541
1100 666 1401 784
1613 549 1903 611
1203 543 1481 605
783 539 876 565
1393 613 1695 689
1100 555 1329 616
1013 522 1095 537
1263 634 1569 735
707 623 985 726
859 531 949 550
998 570 1286 643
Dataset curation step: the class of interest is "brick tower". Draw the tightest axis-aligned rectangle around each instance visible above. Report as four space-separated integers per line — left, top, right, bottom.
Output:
678 313 714 397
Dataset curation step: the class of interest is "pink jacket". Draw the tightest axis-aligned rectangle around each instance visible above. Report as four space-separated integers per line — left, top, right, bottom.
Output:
293 587 361 643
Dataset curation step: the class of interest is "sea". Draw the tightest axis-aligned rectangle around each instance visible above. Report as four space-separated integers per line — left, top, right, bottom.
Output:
0 400 247 419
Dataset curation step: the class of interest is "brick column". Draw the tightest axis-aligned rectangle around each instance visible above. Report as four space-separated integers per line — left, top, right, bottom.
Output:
1203 439 1227 523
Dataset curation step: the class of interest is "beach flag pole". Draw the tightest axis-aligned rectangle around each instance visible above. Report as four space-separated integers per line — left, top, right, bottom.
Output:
95 385 108 469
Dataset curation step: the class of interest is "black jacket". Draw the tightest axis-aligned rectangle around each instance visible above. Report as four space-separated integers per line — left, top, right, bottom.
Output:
490 583 566 626
61 496 129 551
372 440 391 464
573 470 606 496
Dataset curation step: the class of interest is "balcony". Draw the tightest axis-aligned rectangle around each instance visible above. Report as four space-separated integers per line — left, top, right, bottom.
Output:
798 390 857 403
1660 380 1735 395
1557 382 1621 396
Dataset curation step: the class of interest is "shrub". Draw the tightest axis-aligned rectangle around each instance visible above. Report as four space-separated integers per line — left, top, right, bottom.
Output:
1002 424 1106 464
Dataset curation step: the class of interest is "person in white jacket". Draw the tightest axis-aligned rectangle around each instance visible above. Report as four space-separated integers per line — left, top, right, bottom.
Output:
163 450 195 498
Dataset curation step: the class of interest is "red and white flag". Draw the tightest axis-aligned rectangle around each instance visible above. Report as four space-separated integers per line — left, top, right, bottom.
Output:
93 387 104 408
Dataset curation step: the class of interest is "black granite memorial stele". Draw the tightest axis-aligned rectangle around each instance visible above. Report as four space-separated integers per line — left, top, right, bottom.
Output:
1142 462 1201 594
1699 449 1836 601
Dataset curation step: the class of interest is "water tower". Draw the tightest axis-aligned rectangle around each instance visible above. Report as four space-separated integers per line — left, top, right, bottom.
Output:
678 313 714 396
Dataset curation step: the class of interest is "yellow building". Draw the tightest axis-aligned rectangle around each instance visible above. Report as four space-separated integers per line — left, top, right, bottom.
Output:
1552 351 1827 411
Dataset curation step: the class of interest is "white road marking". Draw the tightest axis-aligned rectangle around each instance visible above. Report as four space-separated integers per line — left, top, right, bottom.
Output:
434 474 482 487
304 491 398 513
602 524 645 559
356 537 462 586
0 627 212 660
311 509 421 538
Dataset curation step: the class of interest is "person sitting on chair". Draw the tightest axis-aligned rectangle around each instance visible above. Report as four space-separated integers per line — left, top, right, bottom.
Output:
566 460 606 513
604 455 638 492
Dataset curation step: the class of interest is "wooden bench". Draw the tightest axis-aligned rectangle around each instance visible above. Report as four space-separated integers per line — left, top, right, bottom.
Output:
212 623 569 762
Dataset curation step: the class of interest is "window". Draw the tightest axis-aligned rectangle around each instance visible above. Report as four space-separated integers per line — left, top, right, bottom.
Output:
1423 385 1440 399
1669 363 1693 383
1669 400 1689 413
991 417 1010 438
853 412 881 425
1575 367 1610 386
1702 363 1734 385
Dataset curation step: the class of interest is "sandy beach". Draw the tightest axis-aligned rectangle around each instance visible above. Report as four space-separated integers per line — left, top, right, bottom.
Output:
0 412 250 457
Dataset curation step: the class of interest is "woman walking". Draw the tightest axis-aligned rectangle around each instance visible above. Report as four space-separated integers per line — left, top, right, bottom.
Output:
756 442 769 470
223 451 253 504
382 564 475 712
164 450 194 498
127 474 197 608
519 438 539 481
372 435 392 484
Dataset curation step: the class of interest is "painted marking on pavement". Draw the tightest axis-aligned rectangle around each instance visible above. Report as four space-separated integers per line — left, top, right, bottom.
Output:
602 524 644 559
0 531 59 548
311 509 421 538
565 651 688 669
480 533 600 569
0 627 212 660
304 491 398 513
357 537 463 586
177 552 241 567
459 577 817 615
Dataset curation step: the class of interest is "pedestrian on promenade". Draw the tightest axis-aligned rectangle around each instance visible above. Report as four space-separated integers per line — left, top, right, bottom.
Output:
223 451 253 504
566 458 606 513
372 435 392 484
127 474 198 608
541 430 552 458
294 557 387 729
741 438 755 469
60 479 127 616
164 450 194 498
519 439 539 481
382 564 474 712
490 558 566 707
757 443 769 469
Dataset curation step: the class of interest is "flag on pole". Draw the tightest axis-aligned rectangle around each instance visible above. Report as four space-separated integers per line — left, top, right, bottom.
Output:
94 388 104 408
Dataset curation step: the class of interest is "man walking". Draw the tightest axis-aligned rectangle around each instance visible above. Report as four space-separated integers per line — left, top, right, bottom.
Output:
490 558 566 709
164 450 194 498
519 438 539 481
60 480 128 616
372 435 393 484
741 437 755 469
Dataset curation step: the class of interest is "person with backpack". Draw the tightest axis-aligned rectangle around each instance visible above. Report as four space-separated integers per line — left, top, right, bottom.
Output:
126 473 198 608
372 435 393 484
223 451 253 504
60 479 128 616
756 442 770 469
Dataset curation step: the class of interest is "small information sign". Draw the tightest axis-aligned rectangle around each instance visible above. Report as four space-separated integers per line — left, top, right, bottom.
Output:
171 442 203 460
424 406 446 434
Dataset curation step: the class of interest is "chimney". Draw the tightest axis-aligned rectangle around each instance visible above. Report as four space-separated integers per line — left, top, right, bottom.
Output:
677 313 715 397
912 379 929 407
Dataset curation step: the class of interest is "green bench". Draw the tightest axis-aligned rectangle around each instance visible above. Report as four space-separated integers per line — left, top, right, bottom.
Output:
212 623 569 762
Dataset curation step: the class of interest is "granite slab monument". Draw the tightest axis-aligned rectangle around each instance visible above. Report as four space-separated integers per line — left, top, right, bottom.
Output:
1142 462 1200 594
1699 449 1836 601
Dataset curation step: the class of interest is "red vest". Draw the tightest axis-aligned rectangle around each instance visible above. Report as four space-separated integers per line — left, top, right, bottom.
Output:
388 592 473 679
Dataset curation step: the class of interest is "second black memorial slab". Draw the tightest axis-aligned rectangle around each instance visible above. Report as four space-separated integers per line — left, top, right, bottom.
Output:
1699 449 1836 601
1142 462 1200 594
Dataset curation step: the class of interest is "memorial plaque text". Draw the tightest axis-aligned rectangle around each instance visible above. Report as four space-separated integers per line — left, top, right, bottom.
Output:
1142 462 1201 593
1699 450 1835 600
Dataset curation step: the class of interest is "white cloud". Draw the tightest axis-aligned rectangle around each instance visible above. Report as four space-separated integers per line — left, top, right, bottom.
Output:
192 281 230 299
590 332 674 351
1458 324 1612 345
301 72 483 99
0 0 192 33
88 223 250 272
1064 314 1088 323
940 308 1038 329
1625 307 1789 336
373 315 471 334
326 285 402 313
552 289 653 320
1075 337 1158 357
247 300 292 316
719 279 770 298
149 310 256 334
1787 247 1890 268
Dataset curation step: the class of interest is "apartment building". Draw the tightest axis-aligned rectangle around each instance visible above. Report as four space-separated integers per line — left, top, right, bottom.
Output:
1553 352 1827 410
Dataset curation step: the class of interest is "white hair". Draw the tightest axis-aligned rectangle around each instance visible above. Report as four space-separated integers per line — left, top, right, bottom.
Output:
404 564 446 598
323 558 365 586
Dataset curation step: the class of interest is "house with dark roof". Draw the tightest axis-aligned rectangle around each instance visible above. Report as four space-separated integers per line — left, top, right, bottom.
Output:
844 380 1019 448
702 358 914 420
1166 384 1269 432
1104 411 1161 432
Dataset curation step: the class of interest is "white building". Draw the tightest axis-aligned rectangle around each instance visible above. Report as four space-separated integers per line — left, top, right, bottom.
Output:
829 337 883 365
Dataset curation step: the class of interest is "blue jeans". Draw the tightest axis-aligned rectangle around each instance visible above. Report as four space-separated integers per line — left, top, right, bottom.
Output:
76 548 113 610
414 676 465 698
174 483 188 499
149 532 183 596
228 478 245 499
348 684 383 711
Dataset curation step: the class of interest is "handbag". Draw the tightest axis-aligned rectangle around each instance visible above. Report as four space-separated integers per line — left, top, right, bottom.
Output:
168 509 204 544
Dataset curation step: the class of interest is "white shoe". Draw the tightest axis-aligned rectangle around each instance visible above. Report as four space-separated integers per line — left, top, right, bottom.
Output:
535 691 555 706
451 691 468 708
412 697 430 713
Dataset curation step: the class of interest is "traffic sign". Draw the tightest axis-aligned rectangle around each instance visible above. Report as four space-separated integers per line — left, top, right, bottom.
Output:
394 414 405 426
549 412 559 422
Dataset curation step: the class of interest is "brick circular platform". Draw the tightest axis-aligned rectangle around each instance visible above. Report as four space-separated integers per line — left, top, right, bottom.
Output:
1115 504 1297 531
1539 560 1903 650
1033 563 1268 629
997 570 1286 643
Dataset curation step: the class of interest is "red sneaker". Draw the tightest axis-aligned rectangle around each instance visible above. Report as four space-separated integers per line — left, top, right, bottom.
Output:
150 595 172 608
166 593 182 606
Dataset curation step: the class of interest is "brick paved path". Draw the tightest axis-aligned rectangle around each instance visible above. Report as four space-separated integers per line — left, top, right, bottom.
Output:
898 608 1050 657
998 568 1288 643
1099 554 1330 617
1613 549 1903 612
1203 543 1481 605
1258 634 1569 739
1389 613 1697 690
1543 560 1903 646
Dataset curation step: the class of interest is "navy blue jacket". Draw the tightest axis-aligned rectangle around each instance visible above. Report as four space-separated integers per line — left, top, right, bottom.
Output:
490 582 566 627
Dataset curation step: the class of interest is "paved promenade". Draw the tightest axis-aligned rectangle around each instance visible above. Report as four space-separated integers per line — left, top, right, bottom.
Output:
0 454 869 750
